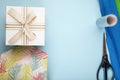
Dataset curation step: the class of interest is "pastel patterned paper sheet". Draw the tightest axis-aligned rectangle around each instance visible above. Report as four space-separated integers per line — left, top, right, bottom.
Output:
0 46 47 80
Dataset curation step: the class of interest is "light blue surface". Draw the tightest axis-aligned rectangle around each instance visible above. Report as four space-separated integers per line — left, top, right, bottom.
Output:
0 0 104 80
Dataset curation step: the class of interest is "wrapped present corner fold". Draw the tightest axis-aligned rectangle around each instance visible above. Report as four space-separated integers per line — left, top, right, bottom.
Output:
8 8 36 44
6 6 45 46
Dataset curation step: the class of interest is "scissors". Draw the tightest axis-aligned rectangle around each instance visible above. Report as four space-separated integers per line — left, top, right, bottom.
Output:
96 33 114 80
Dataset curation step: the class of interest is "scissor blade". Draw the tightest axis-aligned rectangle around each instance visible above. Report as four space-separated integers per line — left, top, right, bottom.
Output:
103 33 107 56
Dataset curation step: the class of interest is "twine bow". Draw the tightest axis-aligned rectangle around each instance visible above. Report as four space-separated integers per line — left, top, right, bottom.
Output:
8 8 36 44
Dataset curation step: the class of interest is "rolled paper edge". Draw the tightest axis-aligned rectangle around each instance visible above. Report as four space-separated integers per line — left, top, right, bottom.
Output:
107 14 118 26
96 14 118 27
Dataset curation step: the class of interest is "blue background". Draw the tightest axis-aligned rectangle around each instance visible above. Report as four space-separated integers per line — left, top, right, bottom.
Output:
0 0 104 80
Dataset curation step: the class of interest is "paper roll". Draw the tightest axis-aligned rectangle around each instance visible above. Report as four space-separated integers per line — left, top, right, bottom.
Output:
96 14 117 27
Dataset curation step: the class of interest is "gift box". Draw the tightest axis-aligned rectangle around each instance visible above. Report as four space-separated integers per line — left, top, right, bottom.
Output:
0 46 48 80
6 6 45 46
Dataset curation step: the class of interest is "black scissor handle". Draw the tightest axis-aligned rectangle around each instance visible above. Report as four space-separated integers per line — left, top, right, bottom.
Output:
96 64 114 80
109 64 114 80
97 64 101 80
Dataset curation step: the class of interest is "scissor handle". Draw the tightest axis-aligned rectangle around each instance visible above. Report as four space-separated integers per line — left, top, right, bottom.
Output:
97 64 101 80
96 64 114 80
109 64 114 80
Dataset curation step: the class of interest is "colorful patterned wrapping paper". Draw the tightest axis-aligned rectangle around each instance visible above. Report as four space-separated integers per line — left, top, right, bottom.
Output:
0 46 47 80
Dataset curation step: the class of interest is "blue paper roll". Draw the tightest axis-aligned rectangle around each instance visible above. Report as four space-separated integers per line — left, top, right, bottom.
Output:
99 0 120 79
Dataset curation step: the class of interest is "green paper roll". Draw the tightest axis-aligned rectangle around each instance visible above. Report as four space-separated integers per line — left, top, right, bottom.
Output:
115 0 120 17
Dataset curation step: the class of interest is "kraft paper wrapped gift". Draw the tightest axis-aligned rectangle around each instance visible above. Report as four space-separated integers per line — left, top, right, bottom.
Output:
6 6 45 46
0 46 48 80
